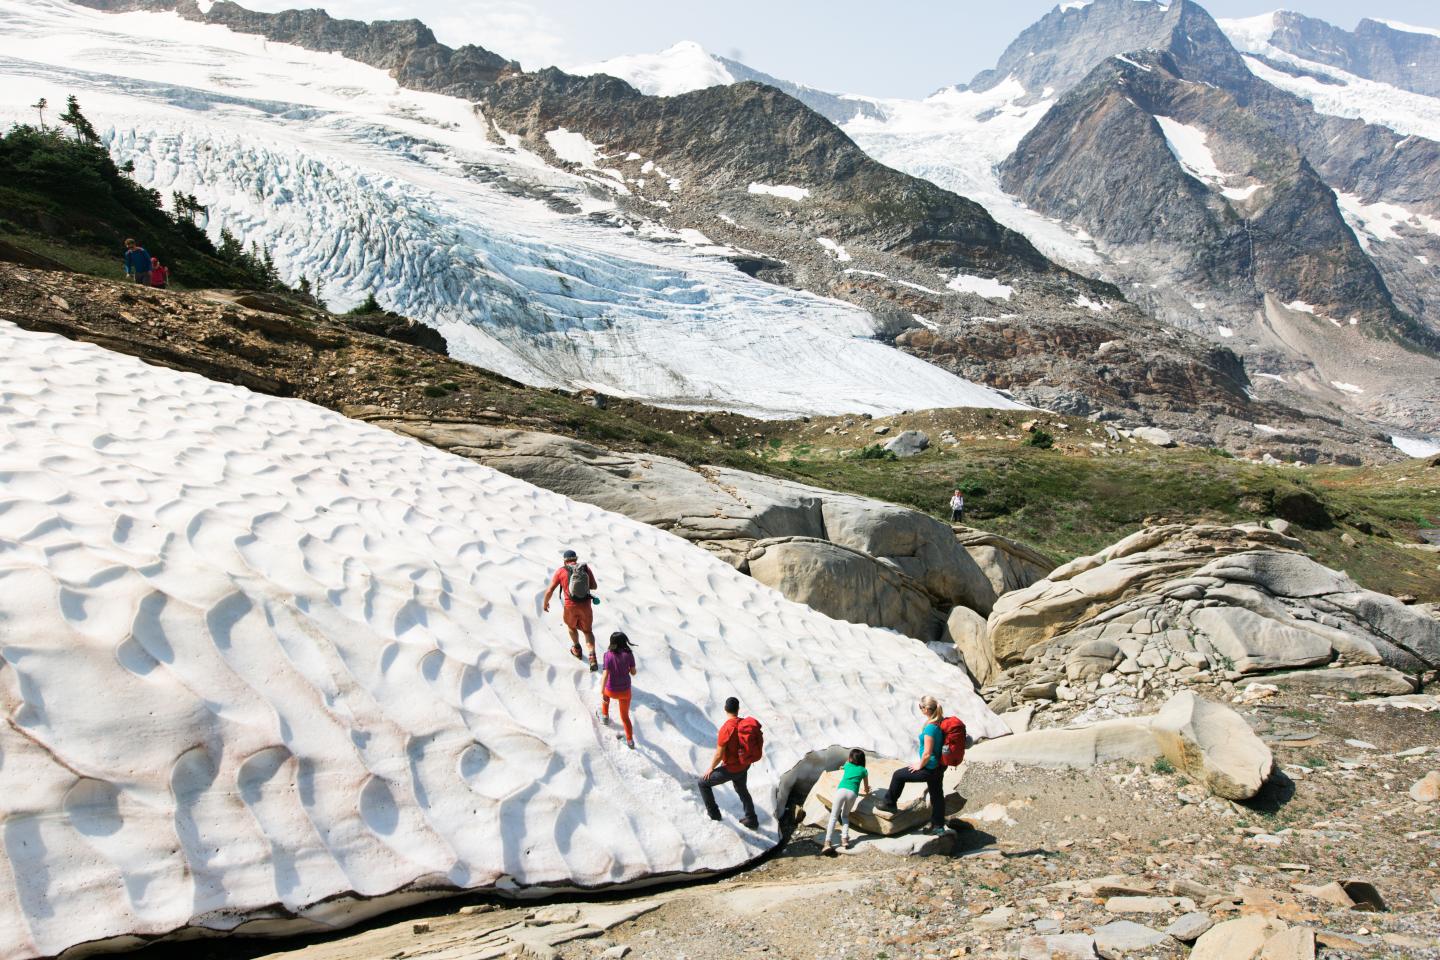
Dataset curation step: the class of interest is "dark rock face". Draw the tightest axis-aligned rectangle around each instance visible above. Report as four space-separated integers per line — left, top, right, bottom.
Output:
966 0 1253 98
1265 13 1440 97
1001 52 1396 330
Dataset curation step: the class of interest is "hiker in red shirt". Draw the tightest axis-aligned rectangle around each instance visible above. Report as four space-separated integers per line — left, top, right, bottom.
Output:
542 549 599 671
149 257 170 289
697 696 760 829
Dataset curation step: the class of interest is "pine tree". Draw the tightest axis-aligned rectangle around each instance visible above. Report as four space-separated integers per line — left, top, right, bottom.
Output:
30 97 47 131
58 96 100 145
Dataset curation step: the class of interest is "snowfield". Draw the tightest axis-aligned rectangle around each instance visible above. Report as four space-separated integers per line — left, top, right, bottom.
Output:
0 320 1005 959
571 41 736 97
0 0 1023 419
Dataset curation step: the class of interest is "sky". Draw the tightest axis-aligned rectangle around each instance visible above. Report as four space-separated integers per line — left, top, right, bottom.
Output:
240 0 1440 99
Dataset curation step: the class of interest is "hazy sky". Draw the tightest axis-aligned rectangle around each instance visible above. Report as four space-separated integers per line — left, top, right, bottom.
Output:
240 0 1440 99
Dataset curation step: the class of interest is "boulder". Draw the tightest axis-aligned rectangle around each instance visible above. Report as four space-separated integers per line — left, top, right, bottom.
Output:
821 499 994 612
747 537 938 641
1411 771 1440 803
965 716 1160 770
1263 665 1417 696
1151 692 1274 800
1190 607 1333 674
1093 920 1169 954
1065 639 1121 681
1132 427 1176 447
1166 912 1215 942
1018 934 1097 959
1190 916 1287 960
882 430 929 458
811 759 965 836
954 528 1054 605
945 605 999 686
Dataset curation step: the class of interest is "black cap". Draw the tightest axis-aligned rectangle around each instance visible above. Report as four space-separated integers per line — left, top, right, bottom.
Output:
562 549 578 560
724 696 740 714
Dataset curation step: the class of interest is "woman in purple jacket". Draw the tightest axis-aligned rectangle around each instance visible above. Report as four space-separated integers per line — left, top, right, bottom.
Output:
600 631 638 749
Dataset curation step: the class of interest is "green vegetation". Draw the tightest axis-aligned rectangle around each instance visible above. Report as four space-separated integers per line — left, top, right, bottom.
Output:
1152 756 1176 775
0 97 295 293
348 293 384 316
1025 428 1055 449
852 443 898 461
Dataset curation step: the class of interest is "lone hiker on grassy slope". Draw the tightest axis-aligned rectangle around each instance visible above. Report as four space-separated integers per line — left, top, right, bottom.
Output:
542 549 599 670
698 696 761 830
876 694 965 836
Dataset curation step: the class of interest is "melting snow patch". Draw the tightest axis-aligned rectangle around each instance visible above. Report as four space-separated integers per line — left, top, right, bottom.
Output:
545 128 603 168
816 237 852 262
1254 423 1282 434
748 182 810 201
946 273 1014 300
1114 54 1152 72
1154 116 1224 184
0 320 1008 959
1335 192 1440 250
1073 295 1109 312
1222 183 1263 201
1331 381 1366 395
1393 434 1440 457
1284 300 1317 314
1217 325 1234 337
911 313 939 331
1255 372 1288 383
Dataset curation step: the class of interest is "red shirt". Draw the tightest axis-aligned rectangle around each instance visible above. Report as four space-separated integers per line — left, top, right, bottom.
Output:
149 264 169 286
549 563 596 606
717 717 745 773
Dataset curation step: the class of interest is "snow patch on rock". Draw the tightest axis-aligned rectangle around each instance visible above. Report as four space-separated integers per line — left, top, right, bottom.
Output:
946 273 1014 300
0 320 1005 959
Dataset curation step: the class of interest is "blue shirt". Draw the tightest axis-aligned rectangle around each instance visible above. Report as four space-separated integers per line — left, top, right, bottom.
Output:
919 722 942 770
124 248 151 275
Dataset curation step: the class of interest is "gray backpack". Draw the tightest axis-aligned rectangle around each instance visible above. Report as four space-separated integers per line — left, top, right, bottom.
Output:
567 563 592 601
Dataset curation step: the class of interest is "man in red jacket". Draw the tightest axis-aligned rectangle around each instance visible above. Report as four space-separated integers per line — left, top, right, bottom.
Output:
698 696 759 829
542 549 598 670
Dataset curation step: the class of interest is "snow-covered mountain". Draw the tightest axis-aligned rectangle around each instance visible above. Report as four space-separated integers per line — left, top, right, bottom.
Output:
0 316 1002 959
0 0 1027 419
584 3 1440 447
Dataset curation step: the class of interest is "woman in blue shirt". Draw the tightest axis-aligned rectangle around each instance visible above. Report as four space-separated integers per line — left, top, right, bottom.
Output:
876 694 948 834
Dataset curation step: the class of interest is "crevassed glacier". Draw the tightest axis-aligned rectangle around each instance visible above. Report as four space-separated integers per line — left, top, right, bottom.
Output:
0 0 1023 418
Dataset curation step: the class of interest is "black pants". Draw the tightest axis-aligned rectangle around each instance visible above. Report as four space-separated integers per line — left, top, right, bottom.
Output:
699 766 756 822
887 765 946 829
951 508 963 522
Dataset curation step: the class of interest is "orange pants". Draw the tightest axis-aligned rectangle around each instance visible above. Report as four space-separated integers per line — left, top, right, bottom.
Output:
602 686 632 742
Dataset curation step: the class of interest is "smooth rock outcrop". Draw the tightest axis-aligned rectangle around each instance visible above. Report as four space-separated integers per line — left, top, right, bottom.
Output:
966 692 1273 800
946 605 999 685
810 760 965 836
1263 665 1417 696
1132 427 1176 448
1151 692 1275 800
882 429 930 458
746 537 938 641
986 525 1440 693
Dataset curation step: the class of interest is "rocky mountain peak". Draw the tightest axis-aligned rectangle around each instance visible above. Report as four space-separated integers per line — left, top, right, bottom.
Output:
1259 12 1440 96
966 0 1248 97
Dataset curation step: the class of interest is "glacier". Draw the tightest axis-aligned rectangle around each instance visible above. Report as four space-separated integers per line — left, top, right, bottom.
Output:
0 316 1005 959
0 0 1024 418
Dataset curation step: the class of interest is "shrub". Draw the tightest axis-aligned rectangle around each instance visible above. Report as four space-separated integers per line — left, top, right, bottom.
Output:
1026 428 1055 449
853 444 897 461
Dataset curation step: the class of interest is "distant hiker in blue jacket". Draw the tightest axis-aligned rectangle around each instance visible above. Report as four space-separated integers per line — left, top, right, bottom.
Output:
123 239 152 284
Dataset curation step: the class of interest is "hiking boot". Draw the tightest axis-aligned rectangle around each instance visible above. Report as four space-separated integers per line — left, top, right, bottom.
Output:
599 712 611 726
738 815 759 830
842 832 852 848
588 654 599 672
626 739 636 750
569 643 583 661
819 844 837 857
875 799 898 813
930 825 952 836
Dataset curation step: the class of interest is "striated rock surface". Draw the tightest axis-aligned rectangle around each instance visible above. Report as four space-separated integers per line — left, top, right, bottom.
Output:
987 524 1440 687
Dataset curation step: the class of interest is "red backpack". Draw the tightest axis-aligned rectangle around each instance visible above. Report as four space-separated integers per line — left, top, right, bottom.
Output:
939 716 967 767
735 717 764 766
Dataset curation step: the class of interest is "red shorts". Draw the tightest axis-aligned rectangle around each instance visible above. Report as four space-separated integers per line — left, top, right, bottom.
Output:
562 601 593 633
